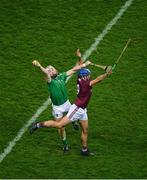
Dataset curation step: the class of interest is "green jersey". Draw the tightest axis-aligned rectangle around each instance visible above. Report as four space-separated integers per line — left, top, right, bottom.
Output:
47 72 68 106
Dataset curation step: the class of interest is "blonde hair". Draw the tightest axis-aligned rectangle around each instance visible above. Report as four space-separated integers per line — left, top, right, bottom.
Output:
46 65 55 70
46 65 58 76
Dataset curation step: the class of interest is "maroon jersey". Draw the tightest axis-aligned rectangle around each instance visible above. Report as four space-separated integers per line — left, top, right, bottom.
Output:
75 78 92 109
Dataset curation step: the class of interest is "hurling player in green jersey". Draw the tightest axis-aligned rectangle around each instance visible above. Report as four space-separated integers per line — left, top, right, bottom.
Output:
31 59 91 152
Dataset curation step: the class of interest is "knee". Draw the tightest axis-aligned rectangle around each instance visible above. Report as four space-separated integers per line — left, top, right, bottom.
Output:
57 123 63 129
82 128 88 134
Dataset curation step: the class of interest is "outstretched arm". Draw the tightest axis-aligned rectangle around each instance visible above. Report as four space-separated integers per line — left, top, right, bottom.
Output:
66 61 91 76
32 60 51 82
66 48 93 76
76 48 84 65
90 69 112 86
76 49 108 72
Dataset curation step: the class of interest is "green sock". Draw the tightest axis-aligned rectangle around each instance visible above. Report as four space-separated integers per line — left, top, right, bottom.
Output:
62 139 68 146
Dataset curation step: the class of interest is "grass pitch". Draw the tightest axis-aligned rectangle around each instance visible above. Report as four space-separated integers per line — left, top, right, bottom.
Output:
0 0 147 178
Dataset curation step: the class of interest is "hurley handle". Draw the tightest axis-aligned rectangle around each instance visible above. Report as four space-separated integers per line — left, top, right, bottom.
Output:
112 63 117 71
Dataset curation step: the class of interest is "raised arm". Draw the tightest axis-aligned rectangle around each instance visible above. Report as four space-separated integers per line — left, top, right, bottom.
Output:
66 61 91 76
32 60 51 82
76 48 84 65
76 49 107 71
90 68 112 86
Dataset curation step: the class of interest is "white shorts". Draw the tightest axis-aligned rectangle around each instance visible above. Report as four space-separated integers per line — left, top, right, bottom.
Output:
52 100 71 119
66 104 88 122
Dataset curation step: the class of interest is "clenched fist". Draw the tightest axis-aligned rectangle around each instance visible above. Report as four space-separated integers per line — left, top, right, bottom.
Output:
32 60 41 67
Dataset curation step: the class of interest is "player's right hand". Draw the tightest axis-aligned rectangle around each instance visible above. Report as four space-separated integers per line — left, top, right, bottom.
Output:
85 60 92 66
32 60 40 67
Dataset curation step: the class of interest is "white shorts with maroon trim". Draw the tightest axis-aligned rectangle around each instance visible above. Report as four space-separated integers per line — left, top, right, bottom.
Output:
66 104 88 122
52 100 71 119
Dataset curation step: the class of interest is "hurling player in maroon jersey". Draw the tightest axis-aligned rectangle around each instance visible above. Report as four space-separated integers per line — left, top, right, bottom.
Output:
30 49 112 156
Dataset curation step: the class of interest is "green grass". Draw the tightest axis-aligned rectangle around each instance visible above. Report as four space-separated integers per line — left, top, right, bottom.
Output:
0 0 147 178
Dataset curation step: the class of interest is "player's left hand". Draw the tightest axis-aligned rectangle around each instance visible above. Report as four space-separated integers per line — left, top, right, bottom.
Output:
106 65 112 73
76 49 82 58
85 60 92 66
106 65 112 75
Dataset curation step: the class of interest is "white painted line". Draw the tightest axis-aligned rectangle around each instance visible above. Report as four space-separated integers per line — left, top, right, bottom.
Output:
0 98 51 163
0 0 133 163
83 0 133 60
67 0 133 81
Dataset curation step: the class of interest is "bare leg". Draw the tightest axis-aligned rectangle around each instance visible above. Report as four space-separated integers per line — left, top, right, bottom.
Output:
30 115 71 134
53 117 66 140
79 120 88 148
40 115 71 128
30 116 71 152
79 120 90 156
55 117 68 152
